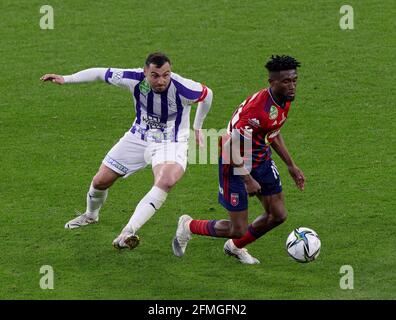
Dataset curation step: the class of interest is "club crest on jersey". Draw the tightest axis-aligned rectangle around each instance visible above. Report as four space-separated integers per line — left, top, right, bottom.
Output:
139 79 151 95
269 105 278 120
230 193 239 206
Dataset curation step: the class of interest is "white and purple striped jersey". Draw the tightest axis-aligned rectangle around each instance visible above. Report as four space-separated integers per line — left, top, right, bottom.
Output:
104 68 208 143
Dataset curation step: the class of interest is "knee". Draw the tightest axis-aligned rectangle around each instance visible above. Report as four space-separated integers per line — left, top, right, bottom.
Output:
272 211 288 224
156 176 178 191
92 174 112 190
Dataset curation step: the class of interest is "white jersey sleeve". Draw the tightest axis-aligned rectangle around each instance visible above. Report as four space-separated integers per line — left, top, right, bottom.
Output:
105 68 145 91
171 73 208 106
63 68 107 83
193 87 213 129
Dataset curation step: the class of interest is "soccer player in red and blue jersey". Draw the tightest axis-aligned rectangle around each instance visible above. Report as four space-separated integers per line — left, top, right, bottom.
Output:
173 55 306 264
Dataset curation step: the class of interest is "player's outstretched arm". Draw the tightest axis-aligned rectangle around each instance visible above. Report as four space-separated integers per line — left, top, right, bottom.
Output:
40 68 108 85
271 134 305 190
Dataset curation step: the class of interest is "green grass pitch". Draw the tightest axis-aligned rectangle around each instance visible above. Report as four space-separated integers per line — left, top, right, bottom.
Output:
0 0 395 299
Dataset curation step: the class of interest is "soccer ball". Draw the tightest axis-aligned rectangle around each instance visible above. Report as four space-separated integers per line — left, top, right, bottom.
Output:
286 227 321 263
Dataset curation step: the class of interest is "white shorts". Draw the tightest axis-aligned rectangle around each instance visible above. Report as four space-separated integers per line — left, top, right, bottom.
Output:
103 131 188 178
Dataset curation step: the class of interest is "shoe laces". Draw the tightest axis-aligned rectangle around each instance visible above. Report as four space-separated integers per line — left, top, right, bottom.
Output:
178 235 189 246
74 211 93 220
236 247 251 257
74 210 83 216
178 229 191 246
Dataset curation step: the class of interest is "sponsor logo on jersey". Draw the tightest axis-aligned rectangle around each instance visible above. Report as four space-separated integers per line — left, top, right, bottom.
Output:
231 193 239 206
104 155 129 174
139 79 151 94
113 70 123 81
142 114 167 129
248 118 260 128
269 105 278 120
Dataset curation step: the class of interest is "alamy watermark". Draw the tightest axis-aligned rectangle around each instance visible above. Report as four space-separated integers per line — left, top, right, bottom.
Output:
39 5 54 30
339 265 354 289
39 265 54 289
137 128 255 174
339 5 354 30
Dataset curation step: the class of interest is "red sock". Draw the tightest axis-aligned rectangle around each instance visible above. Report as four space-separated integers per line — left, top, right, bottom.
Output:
232 225 264 248
189 220 217 236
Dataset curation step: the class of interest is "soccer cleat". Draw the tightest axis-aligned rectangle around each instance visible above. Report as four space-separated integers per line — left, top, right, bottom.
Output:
172 214 192 257
64 212 98 229
223 239 260 265
112 232 140 250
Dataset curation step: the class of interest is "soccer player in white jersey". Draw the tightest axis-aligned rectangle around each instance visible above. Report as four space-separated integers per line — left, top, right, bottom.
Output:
40 52 213 250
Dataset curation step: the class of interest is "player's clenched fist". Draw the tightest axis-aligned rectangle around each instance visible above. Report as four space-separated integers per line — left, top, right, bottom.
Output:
243 176 261 197
288 165 305 191
40 74 65 84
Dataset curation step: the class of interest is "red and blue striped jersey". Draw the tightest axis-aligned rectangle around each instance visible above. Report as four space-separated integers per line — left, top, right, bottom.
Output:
227 88 291 167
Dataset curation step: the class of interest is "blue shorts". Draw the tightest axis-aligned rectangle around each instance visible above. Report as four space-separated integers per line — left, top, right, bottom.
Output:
218 157 282 212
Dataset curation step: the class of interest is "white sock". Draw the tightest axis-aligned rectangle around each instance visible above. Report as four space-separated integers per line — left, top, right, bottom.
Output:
86 183 108 218
123 186 168 234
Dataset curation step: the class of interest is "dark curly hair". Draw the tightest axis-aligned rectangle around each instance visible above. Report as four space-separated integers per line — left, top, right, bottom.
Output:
265 55 301 72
